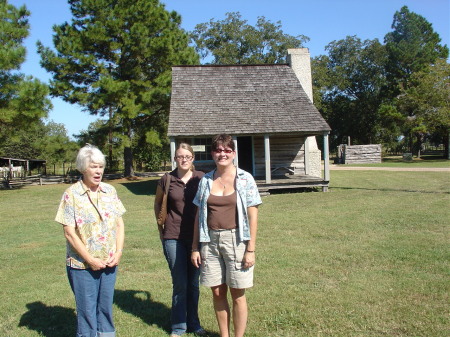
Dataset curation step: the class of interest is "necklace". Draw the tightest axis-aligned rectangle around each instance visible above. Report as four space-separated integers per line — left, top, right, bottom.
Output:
89 190 99 207
217 176 226 189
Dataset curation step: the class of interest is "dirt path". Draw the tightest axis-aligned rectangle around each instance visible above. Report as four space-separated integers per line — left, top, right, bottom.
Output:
329 165 450 172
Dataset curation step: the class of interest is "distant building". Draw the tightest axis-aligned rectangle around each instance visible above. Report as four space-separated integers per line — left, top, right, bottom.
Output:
0 157 46 177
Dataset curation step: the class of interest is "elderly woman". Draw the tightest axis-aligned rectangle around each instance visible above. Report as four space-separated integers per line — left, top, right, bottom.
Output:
55 144 125 337
191 134 262 337
154 143 206 337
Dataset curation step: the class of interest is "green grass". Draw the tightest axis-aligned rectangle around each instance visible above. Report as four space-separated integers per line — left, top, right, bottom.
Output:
0 171 449 336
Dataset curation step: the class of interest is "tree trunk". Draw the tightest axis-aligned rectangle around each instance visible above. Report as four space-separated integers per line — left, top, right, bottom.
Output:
445 130 450 160
408 132 413 154
108 107 113 170
124 146 134 177
123 126 134 177
416 134 421 158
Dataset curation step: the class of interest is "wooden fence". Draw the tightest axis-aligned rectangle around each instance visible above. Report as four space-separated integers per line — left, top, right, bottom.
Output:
1 171 166 189
2 175 65 189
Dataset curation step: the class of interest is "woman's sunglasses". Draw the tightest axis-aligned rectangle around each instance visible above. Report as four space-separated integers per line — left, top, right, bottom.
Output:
212 149 233 154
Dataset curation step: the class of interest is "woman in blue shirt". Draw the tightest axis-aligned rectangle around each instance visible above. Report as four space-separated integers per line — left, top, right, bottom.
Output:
191 134 262 337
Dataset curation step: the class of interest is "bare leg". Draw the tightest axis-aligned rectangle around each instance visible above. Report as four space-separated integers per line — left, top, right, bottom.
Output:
211 284 230 337
230 288 247 337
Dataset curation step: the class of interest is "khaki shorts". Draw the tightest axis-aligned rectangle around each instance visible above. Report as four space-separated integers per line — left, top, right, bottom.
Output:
200 229 254 289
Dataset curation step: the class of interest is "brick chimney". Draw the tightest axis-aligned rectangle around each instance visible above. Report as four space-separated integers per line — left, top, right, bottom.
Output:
287 48 321 177
287 48 313 103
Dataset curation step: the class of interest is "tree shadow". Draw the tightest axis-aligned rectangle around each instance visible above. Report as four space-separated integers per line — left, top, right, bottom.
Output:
113 289 171 333
119 178 159 196
18 301 76 337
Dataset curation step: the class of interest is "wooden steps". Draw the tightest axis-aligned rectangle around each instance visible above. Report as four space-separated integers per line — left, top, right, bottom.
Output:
256 175 329 195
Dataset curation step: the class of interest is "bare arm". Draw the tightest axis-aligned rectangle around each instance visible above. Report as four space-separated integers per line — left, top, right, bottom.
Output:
191 207 201 268
63 225 106 270
242 205 258 269
106 216 125 267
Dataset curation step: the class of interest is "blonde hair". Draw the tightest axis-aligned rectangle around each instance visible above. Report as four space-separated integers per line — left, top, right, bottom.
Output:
176 142 195 171
76 144 106 173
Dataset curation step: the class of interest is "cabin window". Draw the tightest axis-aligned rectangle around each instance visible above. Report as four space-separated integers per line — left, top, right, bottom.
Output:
190 138 212 161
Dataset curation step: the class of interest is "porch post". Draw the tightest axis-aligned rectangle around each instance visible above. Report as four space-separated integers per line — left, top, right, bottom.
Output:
304 137 310 175
323 132 330 182
170 137 176 170
251 136 256 176
264 134 271 183
232 136 239 167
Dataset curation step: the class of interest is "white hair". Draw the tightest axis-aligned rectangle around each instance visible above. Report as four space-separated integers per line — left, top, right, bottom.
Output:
76 144 106 173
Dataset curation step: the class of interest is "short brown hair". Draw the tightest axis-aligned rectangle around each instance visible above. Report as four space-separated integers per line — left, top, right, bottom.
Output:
211 134 235 151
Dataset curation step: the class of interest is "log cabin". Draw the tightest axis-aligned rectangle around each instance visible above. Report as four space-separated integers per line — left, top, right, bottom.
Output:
167 48 331 193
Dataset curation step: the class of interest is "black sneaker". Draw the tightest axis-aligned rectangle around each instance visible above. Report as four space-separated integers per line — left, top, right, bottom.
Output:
193 328 208 336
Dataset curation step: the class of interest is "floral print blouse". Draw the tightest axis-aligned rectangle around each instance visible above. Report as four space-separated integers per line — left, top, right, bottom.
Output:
55 180 126 269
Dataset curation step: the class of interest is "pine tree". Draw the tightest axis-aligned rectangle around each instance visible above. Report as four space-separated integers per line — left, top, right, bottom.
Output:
0 0 51 151
384 6 449 94
38 0 199 176
384 6 449 154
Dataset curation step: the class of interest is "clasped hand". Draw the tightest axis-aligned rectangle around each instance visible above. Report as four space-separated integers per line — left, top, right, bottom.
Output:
89 252 122 270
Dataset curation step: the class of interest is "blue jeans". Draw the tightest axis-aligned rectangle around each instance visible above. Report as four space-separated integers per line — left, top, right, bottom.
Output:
67 266 117 337
163 239 201 335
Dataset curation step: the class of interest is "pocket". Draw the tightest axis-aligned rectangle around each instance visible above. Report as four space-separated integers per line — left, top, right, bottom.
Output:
232 232 246 270
200 243 209 266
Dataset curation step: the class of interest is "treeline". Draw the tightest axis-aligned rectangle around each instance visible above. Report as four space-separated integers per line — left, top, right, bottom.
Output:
312 7 449 155
1 1 448 176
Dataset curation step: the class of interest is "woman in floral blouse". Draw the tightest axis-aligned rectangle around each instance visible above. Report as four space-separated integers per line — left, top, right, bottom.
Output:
55 144 125 337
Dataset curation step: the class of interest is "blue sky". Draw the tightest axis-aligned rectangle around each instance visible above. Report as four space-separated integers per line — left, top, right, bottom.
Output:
8 0 450 139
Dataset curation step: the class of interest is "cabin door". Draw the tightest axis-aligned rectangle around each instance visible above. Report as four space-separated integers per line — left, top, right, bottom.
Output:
237 136 253 174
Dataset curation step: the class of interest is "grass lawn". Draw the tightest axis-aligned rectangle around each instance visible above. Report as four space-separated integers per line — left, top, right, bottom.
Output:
0 169 448 336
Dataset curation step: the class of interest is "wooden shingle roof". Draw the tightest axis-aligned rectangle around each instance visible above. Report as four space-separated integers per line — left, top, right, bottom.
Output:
168 64 331 137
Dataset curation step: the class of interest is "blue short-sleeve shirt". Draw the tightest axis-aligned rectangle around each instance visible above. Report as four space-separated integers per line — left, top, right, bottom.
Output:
193 168 262 242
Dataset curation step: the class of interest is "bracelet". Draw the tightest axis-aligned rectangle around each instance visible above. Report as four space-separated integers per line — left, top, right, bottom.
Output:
246 250 255 253
191 249 199 252
117 249 123 253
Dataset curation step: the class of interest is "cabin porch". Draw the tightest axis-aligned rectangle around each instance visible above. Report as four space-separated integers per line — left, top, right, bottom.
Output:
256 174 329 196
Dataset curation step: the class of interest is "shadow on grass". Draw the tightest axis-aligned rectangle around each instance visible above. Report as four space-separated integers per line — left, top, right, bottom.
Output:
114 289 171 333
19 294 220 337
114 289 220 337
332 186 450 194
119 178 159 196
269 187 320 195
19 301 76 337
383 154 447 162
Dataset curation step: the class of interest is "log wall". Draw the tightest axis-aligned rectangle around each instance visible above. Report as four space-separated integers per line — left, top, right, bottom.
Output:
254 135 306 177
338 144 382 164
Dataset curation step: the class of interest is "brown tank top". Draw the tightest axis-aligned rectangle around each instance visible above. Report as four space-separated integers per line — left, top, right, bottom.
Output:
207 191 238 230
